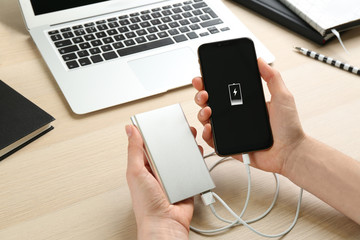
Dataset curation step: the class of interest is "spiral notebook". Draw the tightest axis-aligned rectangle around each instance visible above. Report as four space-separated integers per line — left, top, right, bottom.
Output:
279 0 360 36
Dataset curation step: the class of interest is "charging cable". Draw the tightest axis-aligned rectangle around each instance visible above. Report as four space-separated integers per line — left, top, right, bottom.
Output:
190 153 303 238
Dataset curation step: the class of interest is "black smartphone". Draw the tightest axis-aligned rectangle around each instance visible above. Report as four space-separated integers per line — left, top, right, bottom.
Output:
198 38 273 156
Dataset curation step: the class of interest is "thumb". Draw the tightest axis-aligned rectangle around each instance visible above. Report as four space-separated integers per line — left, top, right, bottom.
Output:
126 125 146 177
258 58 289 98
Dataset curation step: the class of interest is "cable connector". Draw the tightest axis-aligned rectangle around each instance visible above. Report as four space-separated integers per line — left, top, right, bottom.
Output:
242 153 251 165
201 191 215 206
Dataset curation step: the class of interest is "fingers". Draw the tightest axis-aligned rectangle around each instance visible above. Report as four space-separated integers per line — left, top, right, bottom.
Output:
197 106 211 126
203 123 215 148
126 125 146 178
192 77 204 91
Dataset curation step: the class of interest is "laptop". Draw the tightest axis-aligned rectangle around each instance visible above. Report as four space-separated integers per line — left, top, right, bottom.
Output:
19 0 275 114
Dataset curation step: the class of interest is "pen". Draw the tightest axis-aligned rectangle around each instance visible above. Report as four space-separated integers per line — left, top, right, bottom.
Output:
294 47 360 76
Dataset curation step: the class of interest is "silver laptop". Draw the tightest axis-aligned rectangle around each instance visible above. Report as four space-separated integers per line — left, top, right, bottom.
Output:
19 0 275 114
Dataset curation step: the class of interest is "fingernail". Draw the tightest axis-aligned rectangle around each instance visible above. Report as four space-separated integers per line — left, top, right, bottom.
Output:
200 109 204 117
197 93 202 102
125 125 132 137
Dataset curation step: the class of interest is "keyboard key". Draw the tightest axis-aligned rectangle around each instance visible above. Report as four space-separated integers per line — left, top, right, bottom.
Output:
136 29 148 36
183 5 193 11
168 29 180 35
113 42 125 49
179 26 190 33
140 21 151 28
72 37 84 44
74 29 86 36
119 15 128 19
200 32 209 37
61 27 71 32
135 36 147 44
62 32 74 38
200 14 210 21
129 24 140 30
114 34 125 41
51 34 63 41
97 25 108 31
152 7 161 12
79 42 91 49
84 34 96 41
203 8 218 18
89 47 101 55
101 45 113 52
180 19 190 25
147 27 158 33
108 22 119 28
174 34 188 42
161 17 172 23
119 19 130 26
208 26 219 34
124 39 136 46
193 2 207 8
91 55 104 63
157 31 169 38
150 19 161 25
125 32 136 38
48 30 59 35
182 12 193 18
140 10 150 14
200 19 223 28
59 45 79 54
186 32 198 39
91 40 103 47
96 20 106 24
172 14 182 21
162 10 172 16
173 8 182 13
146 34 158 41
151 12 162 18
108 17 117 22
130 17 141 23
103 37 114 44
84 22 95 27
158 24 169 31
102 51 118 60
192 9 202 15
62 53 77 61
86 27 97 33
140 15 151 22
220 27 230 32
95 32 107 38
66 60 79 69
118 26 129 33
169 22 180 28
189 24 200 30
73 25 83 29
117 38 174 56
190 17 200 23
77 50 89 57
130 12 140 17
78 57 92 66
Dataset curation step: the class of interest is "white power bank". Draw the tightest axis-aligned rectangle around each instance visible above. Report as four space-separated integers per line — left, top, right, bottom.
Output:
131 104 215 204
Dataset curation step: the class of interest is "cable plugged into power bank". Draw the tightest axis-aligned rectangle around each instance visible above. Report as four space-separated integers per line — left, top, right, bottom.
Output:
191 153 303 238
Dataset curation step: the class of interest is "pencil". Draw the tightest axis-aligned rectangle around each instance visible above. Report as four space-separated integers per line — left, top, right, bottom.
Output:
294 47 360 76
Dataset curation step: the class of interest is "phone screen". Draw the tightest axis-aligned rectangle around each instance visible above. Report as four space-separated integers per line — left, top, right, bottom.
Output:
198 38 273 156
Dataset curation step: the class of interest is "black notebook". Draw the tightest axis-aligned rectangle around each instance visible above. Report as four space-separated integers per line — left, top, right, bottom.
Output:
0 80 55 161
231 0 334 45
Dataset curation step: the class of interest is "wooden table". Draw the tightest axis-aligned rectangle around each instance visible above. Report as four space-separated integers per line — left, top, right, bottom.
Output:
1 0 360 239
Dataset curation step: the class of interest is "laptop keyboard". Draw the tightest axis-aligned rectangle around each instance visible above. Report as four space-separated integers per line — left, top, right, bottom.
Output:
48 0 230 70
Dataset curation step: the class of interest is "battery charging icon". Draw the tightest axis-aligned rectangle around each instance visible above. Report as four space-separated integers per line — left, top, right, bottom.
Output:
228 83 243 106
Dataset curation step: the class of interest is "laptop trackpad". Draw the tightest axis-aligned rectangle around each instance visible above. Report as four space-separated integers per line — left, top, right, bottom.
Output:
128 47 198 91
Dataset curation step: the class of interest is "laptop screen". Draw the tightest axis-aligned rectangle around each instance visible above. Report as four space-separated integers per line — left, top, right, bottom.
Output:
30 0 110 15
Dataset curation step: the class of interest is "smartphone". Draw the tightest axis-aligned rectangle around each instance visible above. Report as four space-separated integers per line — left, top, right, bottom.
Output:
198 38 273 156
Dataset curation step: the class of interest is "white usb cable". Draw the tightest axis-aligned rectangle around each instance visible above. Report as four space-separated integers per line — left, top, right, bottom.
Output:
190 153 303 238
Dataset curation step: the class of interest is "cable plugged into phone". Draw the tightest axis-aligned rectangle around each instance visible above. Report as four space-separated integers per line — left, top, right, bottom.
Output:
191 153 303 238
